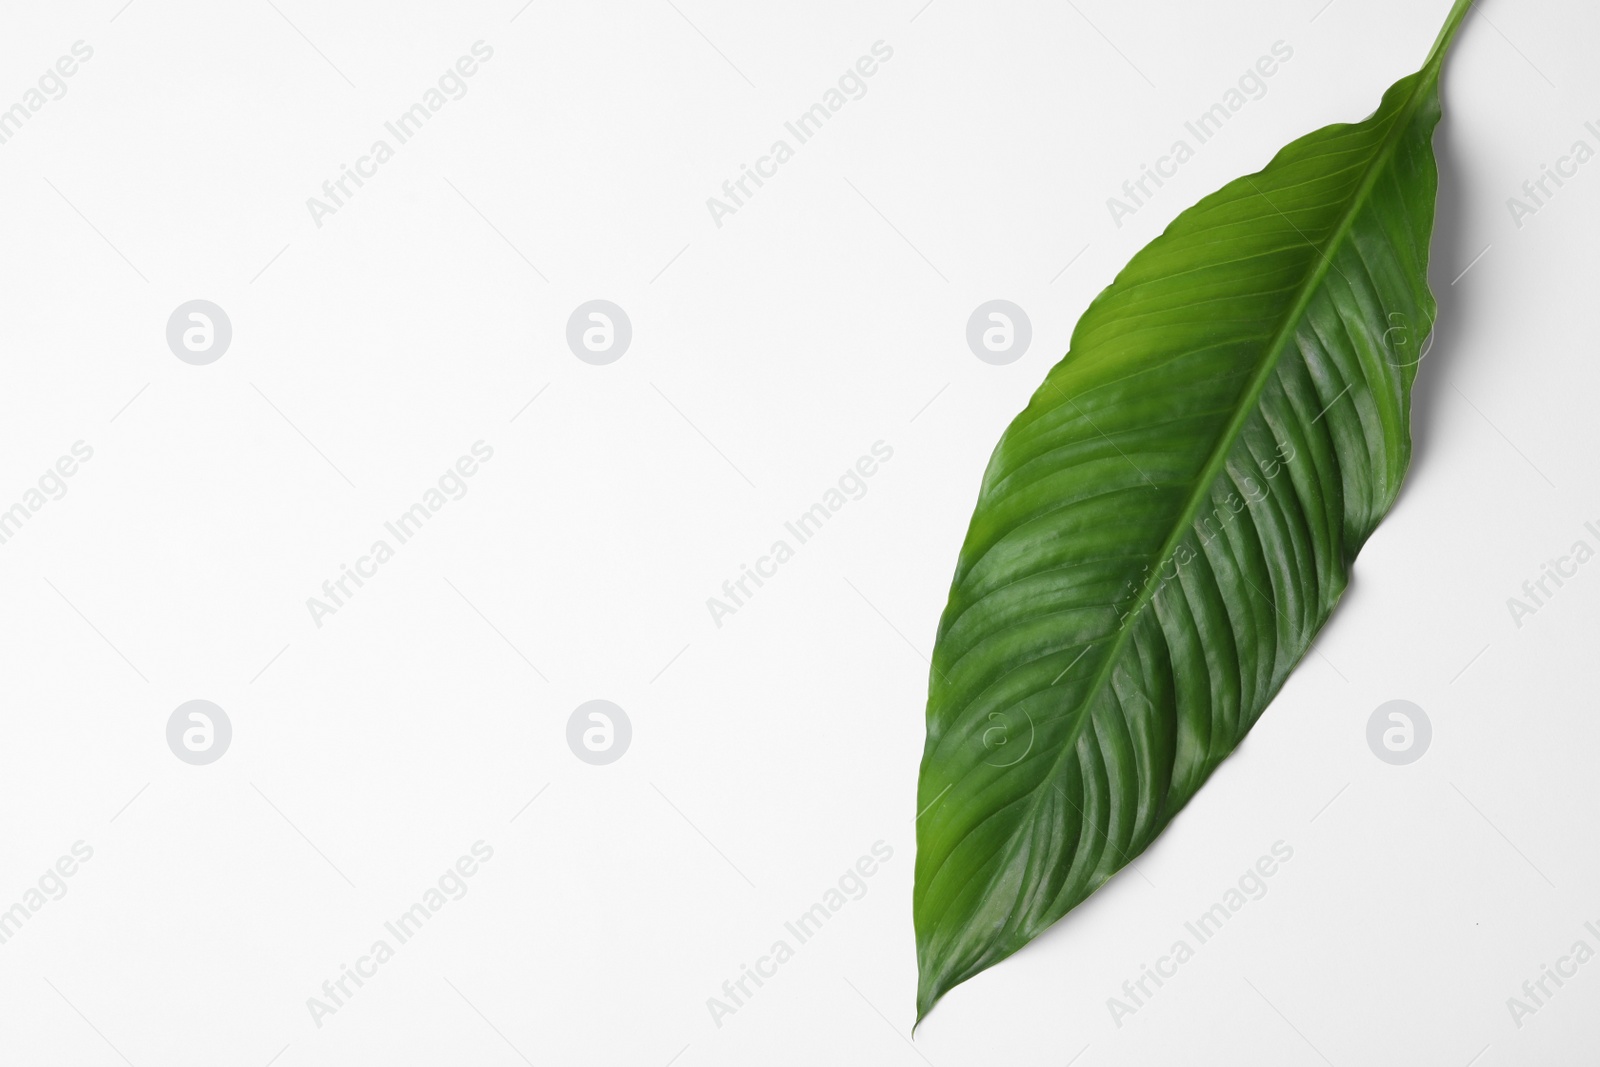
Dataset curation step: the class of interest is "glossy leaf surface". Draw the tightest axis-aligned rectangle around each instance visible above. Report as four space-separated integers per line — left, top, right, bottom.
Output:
914 1 1474 1020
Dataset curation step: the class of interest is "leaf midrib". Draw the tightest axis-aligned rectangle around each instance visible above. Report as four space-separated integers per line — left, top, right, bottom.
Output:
936 65 1442 951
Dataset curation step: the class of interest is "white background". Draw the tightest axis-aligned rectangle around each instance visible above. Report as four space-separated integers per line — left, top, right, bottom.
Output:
0 0 1595 1064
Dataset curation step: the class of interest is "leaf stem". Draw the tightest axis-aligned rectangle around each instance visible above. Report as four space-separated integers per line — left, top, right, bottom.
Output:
1426 0 1476 72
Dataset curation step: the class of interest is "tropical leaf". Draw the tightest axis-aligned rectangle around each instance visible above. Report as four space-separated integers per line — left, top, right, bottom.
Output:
913 0 1474 1020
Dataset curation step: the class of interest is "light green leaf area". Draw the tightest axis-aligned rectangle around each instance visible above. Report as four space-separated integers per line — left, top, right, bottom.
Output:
914 1 1473 1020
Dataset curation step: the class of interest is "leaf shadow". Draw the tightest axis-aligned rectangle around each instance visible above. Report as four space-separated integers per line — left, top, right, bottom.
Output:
1409 92 1475 481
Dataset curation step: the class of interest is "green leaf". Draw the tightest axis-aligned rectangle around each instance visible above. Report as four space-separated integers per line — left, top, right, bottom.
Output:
914 0 1474 1021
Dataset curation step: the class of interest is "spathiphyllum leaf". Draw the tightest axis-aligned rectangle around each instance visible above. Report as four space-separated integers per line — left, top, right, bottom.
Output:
913 0 1475 1020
